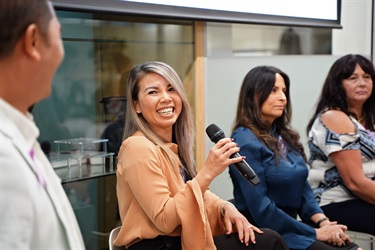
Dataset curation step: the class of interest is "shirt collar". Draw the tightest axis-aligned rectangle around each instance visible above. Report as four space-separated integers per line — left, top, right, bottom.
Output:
166 142 178 154
271 123 279 137
0 98 39 150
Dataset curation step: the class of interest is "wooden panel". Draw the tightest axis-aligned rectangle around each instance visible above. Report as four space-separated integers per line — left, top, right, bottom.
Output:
194 21 205 171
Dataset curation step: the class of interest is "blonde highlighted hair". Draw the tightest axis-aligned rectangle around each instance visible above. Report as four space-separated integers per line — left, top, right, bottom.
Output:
123 61 196 177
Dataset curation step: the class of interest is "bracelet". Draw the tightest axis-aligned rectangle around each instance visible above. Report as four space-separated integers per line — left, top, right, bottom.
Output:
220 202 234 217
316 217 328 227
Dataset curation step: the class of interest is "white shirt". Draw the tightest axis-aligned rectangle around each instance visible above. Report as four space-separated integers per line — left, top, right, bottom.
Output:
0 98 85 249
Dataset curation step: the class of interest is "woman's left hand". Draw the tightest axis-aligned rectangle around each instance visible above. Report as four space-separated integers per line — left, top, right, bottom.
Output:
222 203 263 246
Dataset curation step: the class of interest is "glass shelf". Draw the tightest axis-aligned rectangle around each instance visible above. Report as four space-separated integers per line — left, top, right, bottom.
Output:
54 138 109 156
55 159 116 183
51 138 115 180
50 151 114 167
54 138 108 143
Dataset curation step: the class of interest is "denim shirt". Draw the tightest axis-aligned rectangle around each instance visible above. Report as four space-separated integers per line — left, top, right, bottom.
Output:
230 126 322 250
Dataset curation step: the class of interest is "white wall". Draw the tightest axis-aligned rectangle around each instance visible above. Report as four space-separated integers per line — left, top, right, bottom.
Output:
205 0 373 200
332 0 373 55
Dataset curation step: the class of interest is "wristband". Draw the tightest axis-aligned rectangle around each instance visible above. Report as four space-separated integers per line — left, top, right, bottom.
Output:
220 202 234 217
316 217 328 227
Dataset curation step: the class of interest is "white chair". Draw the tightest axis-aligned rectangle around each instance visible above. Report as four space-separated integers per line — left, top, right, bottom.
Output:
109 226 124 250
347 230 375 250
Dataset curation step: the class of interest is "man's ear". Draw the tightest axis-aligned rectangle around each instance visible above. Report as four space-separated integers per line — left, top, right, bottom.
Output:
22 24 42 61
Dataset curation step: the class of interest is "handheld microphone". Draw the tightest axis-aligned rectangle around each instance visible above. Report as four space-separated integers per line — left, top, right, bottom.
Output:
206 124 260 186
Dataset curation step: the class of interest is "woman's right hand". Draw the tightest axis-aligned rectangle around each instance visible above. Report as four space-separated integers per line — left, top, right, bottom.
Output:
205 138 244 178
315 224 351 247
195 138 243 192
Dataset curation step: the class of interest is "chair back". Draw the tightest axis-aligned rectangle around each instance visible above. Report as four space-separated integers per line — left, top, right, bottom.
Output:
347 230 374 250
109 226 124 250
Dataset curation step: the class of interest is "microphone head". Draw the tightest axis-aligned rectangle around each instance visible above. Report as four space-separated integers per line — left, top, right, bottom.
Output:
206 123 225 143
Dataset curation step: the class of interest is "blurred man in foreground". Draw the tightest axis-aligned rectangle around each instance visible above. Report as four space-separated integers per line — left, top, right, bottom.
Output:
0 0 84 248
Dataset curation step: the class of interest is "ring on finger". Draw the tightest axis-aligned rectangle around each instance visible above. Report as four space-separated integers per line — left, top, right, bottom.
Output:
247 225 253 229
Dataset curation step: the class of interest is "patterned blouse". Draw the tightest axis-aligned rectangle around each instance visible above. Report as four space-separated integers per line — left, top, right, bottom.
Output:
308 113 375 206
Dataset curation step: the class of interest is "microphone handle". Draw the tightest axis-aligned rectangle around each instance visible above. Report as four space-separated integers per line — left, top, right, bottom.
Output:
231 153 260 186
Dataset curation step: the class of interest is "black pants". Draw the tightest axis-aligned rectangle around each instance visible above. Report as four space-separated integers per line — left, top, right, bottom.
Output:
238 209 362 250
307 241 359 250
214 228 289 250
127 228 289 250
127 235 180 250
321 199 375 236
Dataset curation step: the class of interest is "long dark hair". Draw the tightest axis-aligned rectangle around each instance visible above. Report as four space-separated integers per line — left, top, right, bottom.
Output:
307 54 375 133
232 65 306 161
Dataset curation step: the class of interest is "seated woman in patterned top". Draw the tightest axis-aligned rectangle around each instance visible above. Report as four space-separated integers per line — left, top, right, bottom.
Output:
306 54 375 236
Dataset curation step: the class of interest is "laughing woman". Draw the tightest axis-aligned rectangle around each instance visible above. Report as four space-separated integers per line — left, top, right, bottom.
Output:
113 61 288 250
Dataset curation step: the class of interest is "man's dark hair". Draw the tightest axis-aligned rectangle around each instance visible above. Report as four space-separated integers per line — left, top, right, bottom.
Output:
0 0 53 59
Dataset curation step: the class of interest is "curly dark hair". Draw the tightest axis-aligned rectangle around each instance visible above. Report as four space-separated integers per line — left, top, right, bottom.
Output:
307 54 375 133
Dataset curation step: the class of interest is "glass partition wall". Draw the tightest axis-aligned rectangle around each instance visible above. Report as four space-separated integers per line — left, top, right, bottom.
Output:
207 22 332 57
33 11 195 156
31 10 195 250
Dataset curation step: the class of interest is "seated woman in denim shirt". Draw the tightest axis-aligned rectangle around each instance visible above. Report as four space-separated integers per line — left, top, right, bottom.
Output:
229 65 361 250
